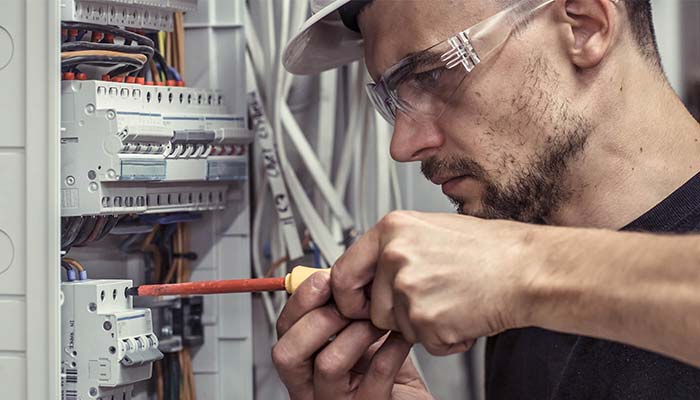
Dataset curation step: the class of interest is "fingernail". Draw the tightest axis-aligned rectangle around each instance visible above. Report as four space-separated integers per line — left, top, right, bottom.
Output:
311 272 328 290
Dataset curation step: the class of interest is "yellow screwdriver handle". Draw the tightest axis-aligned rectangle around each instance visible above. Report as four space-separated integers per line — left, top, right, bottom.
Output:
284 266 331 294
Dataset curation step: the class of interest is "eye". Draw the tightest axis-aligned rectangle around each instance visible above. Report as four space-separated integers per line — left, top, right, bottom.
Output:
410 68 444 88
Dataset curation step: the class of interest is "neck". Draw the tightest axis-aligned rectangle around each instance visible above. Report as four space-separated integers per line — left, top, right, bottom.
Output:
551 62 700 229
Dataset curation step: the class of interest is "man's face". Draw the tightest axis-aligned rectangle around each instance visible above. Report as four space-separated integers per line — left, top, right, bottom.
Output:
359 0 591 223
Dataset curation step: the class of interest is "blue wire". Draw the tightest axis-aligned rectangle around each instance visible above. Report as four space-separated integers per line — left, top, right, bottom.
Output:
168 66 182 82
312 242 321 268
66 269 77 282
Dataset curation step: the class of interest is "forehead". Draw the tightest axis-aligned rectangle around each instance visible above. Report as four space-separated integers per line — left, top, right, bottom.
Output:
359 0 493 80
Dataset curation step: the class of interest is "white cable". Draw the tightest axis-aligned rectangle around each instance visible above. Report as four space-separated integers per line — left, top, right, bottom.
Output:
248 69 305 260
334 63 365 199
390 159 403 210
244 8 267 97
375 113 391 219
281 0 309 99
280 104 355 229
251 180 279 329
315 69 338 223
260 0 277 106
317 69 338 175
250 48 343 262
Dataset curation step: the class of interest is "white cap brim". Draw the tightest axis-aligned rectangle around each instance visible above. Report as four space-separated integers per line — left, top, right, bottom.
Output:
283 0 365 75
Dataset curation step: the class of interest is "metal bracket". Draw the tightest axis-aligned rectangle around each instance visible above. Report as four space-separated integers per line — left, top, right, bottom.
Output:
441 31 481 72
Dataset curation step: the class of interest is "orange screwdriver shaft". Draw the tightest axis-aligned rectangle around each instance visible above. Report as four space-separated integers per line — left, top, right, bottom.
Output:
127 277 286 297
126 266 329 297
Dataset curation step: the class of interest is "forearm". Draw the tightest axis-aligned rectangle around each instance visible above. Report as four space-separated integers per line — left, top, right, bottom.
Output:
525 228 700 366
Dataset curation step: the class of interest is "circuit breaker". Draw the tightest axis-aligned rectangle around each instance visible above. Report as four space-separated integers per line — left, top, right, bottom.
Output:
61 0 198 31
60 80 251 217
61 280 163 400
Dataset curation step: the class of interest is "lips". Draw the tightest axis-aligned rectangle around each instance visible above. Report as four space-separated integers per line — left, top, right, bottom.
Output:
440 175 468 195
430 174 467 186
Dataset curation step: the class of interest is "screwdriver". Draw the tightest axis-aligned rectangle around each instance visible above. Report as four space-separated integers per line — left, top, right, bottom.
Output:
126 266 328 297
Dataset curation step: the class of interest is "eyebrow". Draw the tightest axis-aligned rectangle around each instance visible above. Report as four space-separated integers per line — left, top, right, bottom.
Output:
382 49 444 85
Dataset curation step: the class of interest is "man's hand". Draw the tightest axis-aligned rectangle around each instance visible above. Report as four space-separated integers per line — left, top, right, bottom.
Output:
331 211 539 355
272 271 432 400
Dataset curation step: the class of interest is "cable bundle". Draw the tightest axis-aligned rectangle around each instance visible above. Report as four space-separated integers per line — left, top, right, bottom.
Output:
60 17 186 85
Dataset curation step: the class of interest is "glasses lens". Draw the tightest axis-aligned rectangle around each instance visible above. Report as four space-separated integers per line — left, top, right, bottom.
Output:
394 62 467 122
366 83 397 124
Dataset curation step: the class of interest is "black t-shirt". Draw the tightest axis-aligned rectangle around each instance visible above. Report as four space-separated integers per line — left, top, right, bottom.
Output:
485 174 700 400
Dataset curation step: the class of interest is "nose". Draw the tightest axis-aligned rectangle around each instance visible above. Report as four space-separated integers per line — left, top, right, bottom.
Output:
389 112 445 162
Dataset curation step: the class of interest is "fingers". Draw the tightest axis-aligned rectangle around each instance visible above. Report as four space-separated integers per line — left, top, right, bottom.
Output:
332 227 381 319
355 332 413 399
391 296 418 343
277 272 332 338
313 321 385 399
369 258 397 331
422 339 475 356
272 305 350 399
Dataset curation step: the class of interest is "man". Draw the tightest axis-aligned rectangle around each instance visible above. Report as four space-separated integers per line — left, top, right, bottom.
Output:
273 0 700 398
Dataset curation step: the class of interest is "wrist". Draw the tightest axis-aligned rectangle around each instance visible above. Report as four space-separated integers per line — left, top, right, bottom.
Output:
511 224 575 330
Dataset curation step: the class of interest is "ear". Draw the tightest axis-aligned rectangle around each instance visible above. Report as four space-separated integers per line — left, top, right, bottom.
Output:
555 0 619 69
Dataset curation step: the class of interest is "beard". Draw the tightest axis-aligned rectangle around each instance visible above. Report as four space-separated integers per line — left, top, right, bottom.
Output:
421 114 590 224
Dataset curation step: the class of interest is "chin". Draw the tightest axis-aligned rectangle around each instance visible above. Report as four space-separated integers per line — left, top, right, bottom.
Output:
448 197 482 217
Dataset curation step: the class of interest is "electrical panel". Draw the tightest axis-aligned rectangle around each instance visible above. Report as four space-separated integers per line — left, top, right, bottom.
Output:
54 0 254 398
0 0 253 398
61 0 198 31
61 279 163 400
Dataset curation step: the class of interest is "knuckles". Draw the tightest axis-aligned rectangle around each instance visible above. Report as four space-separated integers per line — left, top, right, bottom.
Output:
314 349 346 380
370 352 400 379
408 304 439 327
393 271 422 296
271 341 299 371
377 210 416 233
379 243 410 267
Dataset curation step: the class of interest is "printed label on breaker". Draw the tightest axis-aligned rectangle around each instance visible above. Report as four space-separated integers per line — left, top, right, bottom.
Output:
120 160 166 181
64 368 78 383
207 160 248 181
62 389 78 400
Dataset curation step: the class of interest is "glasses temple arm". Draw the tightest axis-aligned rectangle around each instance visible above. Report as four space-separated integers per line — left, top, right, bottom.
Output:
467 0 555 60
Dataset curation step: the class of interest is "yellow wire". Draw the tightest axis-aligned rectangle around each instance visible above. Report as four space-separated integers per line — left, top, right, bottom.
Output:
158 31 167 81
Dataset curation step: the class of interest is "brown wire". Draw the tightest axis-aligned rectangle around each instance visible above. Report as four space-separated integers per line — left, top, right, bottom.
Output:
150 60 161 83
184 347 196 399
142 225 163 283
175 12 185 79
155 360 164 400
166 31 173 68
84 216 108 244
62 257 85 272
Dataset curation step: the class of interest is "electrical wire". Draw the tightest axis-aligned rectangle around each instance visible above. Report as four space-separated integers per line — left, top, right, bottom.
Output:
96 215 121 241
61 22 155 48
61 42 154 58
71 216 98 247
61 217 84 250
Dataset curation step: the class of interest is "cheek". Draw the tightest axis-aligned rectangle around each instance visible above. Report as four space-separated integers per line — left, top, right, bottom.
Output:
435 75 556 179
436 81 531 171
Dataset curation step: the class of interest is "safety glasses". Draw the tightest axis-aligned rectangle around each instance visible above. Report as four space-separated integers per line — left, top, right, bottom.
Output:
366 0 555 125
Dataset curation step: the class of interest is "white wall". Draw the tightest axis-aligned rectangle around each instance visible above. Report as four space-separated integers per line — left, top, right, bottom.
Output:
652 0 683 95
